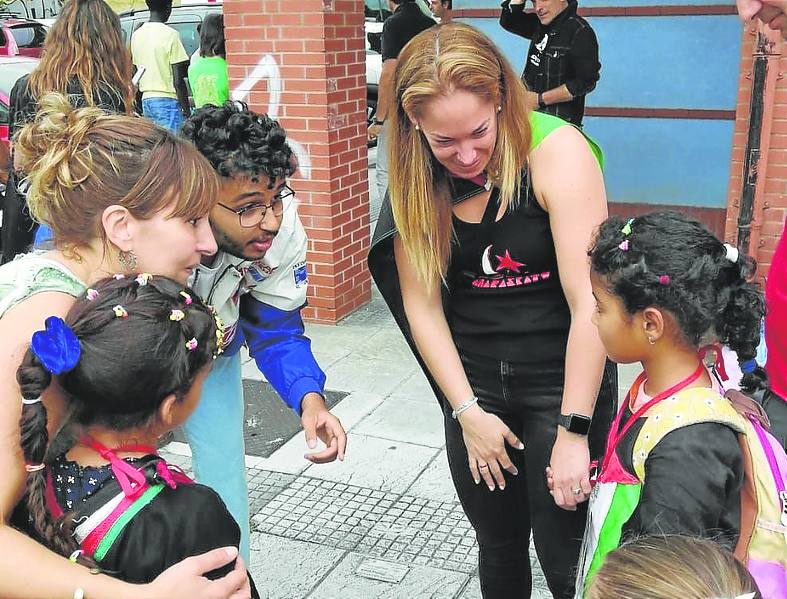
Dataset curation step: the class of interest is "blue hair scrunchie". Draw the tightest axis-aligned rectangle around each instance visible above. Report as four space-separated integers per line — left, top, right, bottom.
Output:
740 359 757 375
30 317 81 375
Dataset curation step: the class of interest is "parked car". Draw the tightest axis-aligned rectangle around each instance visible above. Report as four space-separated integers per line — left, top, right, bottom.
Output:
0 55 38 148
0 55 38 185
0 15 46 58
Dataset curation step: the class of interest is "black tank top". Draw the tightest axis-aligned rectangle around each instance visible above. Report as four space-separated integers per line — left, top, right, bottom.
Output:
447 179 570 363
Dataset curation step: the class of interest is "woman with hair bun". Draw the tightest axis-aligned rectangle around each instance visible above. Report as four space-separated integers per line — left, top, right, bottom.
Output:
0 94 251 599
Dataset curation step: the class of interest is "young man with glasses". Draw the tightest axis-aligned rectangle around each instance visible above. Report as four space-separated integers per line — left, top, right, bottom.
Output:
181 102 347 563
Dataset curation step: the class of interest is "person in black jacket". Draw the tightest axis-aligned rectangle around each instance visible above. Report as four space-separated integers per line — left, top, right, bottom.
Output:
500 0 600 126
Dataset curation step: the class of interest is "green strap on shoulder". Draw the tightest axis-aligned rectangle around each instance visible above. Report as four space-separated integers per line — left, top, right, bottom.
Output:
528 111 604 170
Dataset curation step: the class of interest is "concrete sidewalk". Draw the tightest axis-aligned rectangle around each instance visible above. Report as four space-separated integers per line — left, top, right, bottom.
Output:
162 285 638 599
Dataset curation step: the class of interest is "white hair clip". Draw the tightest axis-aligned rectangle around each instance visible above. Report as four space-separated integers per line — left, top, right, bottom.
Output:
21 397 42 405
710 594 755 599
724 243 740 264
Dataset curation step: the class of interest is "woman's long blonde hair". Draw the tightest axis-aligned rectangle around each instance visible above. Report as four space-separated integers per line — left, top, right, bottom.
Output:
389 23 532 285
587 536 761 599
28 0 134 113
14 93 219 253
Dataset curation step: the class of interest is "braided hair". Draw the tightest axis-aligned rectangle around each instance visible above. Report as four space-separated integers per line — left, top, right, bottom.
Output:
18 274 219 555
588 211 764 362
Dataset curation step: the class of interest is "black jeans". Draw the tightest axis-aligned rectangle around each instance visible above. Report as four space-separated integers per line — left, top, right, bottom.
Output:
444 350 617 599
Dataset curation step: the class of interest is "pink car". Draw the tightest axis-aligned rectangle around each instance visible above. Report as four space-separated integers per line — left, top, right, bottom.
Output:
0 17 46 58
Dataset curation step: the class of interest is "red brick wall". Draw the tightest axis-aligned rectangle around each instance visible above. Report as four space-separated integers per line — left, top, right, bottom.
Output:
224 0 371 323
727 23 786 281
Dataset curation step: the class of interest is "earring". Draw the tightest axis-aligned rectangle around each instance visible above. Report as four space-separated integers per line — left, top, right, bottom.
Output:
497 105 502 113
118 249 137 271
647 336 656 345
415 124 420 131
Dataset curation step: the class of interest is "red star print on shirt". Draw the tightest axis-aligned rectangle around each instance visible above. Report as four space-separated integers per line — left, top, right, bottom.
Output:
496 250 525 273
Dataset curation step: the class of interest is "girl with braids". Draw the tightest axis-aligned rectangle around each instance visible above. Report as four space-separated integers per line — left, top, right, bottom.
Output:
0 94 250 599
18 275 256 597
3 0 136 261
576 211 787 597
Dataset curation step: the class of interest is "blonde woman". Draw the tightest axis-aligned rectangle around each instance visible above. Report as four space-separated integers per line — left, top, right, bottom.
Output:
0 94 251 598
368 23 616 598
587 536 761 599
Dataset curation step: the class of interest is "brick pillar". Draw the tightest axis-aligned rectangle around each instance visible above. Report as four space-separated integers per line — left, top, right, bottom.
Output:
727 22 785 279
223 0 372 323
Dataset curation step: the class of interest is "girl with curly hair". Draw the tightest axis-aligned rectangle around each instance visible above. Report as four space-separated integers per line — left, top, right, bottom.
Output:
576 211 770 594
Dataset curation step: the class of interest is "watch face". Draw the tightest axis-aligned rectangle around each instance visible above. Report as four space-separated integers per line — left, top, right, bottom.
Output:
562 414 591 435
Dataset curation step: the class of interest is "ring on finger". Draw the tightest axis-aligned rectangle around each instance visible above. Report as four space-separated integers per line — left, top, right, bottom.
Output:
478 463 489 469
572 487 582 495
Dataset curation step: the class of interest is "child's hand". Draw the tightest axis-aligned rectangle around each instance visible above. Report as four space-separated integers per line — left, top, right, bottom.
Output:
548 430 592 511
300 392 348 463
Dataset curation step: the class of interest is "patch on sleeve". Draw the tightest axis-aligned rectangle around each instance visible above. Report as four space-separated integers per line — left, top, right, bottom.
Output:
293 261 308 288
247 262 274 283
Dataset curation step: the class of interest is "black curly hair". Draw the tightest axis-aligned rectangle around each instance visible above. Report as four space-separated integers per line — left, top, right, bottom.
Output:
18 274 218 557
181 101 297 188
589 211 764 362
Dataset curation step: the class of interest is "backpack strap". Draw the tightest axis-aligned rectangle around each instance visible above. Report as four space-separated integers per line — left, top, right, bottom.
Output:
632 387 745 481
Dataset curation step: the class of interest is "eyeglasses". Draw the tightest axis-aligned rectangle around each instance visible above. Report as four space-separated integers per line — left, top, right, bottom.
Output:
217 185 295 228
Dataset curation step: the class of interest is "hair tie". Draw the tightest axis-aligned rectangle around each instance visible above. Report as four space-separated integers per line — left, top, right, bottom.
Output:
30 317 81 375
135 273 152 286
185 338 198 351
21 397 42 405
112 274 126 280
25 463 46 473
618 240 629 251
179 291 193 305
113 305 128 319
86 289 99 301
724 243 740 264
170 309 186 322
740 359 757 374
621 218 634 236
658 275 670 286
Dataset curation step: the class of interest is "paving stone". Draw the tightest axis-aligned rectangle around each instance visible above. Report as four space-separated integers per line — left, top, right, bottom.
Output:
308 553 468 599
323 354 417 397
406 450 458 504
390 370 439 404
248 533 346 599
354 396 445 448
301 433 439 493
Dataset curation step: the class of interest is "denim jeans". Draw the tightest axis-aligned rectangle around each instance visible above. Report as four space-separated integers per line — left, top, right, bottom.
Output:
375 123 389 206
444 350 617 599
182 351 250 562
142 97 185 133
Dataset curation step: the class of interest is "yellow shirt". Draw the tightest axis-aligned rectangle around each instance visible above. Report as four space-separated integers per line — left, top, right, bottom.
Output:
130 22 189 100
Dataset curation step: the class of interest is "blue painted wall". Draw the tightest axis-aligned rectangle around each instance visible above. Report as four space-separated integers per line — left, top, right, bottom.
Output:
458 5 742 210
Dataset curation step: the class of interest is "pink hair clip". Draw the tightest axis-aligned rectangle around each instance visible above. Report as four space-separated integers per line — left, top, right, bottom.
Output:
113 305 128 319
86 289 99 301
112 274 126 280
135 273 152 286
658 275 670 286
185 338 198 351
618 240 629 251
25 463 46 473
170 309 185 322
179 291 193 305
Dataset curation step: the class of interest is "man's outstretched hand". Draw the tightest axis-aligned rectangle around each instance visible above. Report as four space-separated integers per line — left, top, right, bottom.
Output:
300 392 347 463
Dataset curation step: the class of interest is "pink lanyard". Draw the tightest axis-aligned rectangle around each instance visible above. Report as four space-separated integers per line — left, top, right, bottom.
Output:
599 362 706 476
81 436 157 499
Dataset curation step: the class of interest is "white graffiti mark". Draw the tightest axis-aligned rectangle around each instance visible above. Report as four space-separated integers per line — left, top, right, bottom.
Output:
231 54 312 180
